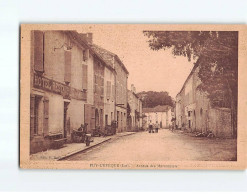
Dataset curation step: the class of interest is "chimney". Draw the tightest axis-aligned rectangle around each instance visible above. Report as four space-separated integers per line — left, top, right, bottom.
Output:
80 33 93 45
131 84 134 92
87 33 93 45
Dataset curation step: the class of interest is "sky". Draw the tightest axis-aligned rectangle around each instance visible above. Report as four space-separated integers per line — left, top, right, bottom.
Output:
79 25 195 98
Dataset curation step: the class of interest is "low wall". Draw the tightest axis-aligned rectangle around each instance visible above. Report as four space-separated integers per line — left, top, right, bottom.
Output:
209 107 232 138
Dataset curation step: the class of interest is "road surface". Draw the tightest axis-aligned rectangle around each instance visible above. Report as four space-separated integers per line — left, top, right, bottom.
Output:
64 129 237 161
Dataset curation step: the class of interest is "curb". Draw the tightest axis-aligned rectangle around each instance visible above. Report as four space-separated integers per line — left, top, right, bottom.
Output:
57 132 137 161
57 138 111 161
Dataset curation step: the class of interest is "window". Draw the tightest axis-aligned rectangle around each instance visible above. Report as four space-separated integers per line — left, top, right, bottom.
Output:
82 65 88 90
64 50 71 84
105 115 108 126
106 81 111 100
33 31 44 72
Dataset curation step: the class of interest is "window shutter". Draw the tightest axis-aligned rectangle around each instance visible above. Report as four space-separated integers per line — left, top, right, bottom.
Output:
43 97 49 136
106 81 111 99
64 50 71 83
30 94 35 138
33 31 44 72
82 65 88 90
112 84 115 99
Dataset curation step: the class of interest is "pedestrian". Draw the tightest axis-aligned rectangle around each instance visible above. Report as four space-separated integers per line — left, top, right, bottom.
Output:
155 121 159 133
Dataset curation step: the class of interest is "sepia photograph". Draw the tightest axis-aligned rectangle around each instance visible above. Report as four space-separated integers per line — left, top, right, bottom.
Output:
20 24 246 169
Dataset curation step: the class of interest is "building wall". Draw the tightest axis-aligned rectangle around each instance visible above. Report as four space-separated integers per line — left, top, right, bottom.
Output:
93 57 105 131
103 67 115 126
175 94 182 128
114 59 128 132
176 65 233 137
116 107 127 132
30 30 89 153
138 99 143 129
209 108 232 138
127 90 138 130
145 112 168 128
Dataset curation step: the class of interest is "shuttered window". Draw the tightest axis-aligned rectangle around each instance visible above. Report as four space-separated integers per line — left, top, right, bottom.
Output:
64 50 71 83
33 31 44 72
43 97 49 136
106 81 111 100
82 65 88 90
112 84 115 99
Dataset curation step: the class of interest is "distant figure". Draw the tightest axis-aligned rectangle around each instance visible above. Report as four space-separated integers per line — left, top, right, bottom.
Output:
155 121 159 133
148 122 153 133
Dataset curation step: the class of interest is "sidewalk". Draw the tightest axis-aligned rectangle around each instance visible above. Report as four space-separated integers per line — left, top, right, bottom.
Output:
30 131 136 161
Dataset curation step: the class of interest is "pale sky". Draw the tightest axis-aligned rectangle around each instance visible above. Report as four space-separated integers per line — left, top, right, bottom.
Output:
79 25 194 98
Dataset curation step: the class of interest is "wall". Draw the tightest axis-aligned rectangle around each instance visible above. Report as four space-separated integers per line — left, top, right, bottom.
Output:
103 67 115 126
30 30 90 153
115 59 128 132
145 112 168 128
176 65 233 137
209 108 232 138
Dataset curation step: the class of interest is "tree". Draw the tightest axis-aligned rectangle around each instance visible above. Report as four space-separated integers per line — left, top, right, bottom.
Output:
143 31 238 137
137 91 175 108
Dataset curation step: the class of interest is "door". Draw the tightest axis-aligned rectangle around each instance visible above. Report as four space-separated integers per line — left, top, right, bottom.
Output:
105 114 108 126
95 109 99 129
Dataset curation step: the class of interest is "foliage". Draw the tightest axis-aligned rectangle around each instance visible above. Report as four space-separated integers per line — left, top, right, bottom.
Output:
143 31 238 108
137 91 174 108
143 31 238 136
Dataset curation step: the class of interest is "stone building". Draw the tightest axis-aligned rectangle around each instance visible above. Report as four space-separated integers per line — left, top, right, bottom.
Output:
90 44 117 130
91 45 129 133
30 30 92 153
143 105 173 129
127 84 143 131
175 64 233 138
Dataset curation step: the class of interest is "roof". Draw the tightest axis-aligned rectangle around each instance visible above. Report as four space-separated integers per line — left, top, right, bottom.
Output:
91 44 129 74
143 105 172 113
176 63 199 97
128 89 142 101
67 31 117 73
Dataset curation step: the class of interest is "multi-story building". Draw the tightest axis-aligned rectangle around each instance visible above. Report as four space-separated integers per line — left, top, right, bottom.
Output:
30 30 130 154
30 30 92 153
127 84 143 131
91 45 129 133
175 64 233 138
90 44 117 130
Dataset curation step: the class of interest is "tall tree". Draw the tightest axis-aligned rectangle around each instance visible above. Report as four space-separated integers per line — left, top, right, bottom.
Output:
143 31 238 137
138 91 174 108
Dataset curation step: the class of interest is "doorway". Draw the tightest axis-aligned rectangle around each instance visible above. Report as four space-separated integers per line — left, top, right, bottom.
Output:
95 109 99 128
105 114 108 126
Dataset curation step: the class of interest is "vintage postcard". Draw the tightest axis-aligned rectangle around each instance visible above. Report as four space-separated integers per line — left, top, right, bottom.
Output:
20 24 247 169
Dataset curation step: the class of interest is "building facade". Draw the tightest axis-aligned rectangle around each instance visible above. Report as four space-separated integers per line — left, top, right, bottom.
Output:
30 30 131 154
30 30 92 153
91 45 129 133
143 105 173 129
127 84 143 131
175 65 233 138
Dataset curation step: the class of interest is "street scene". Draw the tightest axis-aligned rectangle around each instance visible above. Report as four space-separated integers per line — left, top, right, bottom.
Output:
28 26 238 162
64 129 236 161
